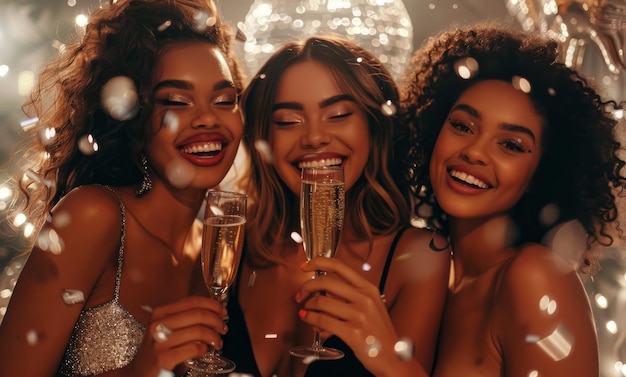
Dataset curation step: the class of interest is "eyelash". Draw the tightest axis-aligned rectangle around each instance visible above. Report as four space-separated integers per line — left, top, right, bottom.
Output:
448 119 528 153
155 93 238 107
500 139 526 153
155 94 190 106
329 112 352 120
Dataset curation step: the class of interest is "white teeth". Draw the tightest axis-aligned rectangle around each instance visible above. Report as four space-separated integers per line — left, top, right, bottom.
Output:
449 169 489 188
298 157 342 169
181 142 222 154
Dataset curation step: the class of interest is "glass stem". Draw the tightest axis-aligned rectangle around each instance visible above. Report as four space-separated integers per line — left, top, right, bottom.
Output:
312 269 326 353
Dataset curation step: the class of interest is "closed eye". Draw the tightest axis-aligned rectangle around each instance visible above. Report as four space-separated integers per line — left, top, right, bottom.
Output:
328 112 353 120
273 119 302 127
155 93 191 106
212 91 239 107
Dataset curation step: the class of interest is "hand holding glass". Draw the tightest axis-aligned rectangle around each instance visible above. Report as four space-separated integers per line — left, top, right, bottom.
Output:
185 190 246 374
289 166 345 360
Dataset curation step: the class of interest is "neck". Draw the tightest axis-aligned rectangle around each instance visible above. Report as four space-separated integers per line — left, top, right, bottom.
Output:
448 215 516 280
129 180 206 259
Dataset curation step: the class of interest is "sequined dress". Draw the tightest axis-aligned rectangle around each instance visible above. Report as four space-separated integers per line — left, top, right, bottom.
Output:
56 188 145 376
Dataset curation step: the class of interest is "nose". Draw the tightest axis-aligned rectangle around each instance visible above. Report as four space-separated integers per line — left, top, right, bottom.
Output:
300 119 331 148
191 104 219 129
460 137 489 165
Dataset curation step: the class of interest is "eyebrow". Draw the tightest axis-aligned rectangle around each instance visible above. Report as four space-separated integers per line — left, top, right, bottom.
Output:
152 79 236 93
272 94 356 112
451 103 537 143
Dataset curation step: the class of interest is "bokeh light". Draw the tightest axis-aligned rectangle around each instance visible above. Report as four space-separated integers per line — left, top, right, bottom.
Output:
238 0 413 80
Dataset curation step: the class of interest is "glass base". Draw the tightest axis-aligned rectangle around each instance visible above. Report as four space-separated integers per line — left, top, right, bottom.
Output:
289 345 344 361
185 354 236 374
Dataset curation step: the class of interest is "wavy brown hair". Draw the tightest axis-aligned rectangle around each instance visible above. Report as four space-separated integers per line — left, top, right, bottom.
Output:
5 0 243 239
399 23 626 271
239 35 410 266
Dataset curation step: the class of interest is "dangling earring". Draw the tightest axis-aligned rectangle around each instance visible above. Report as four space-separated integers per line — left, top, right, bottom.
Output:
135 153 152 197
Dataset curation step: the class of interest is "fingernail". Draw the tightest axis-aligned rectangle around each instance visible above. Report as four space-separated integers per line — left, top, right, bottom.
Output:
295 291 301 302
223 324 228 334
300 261 308 269
298 309 307 319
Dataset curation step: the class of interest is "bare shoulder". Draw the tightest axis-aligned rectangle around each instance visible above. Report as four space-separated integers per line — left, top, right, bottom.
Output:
54 185 122 220
48 185 124 262
396 226 451 264
499 243 584 302
387 226 451 287
494 243 598 374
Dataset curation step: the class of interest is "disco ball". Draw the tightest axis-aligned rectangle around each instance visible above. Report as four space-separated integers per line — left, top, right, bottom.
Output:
238 0 413 81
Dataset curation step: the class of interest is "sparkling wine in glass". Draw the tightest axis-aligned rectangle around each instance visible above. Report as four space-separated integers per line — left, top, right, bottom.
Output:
186 190 247 374
289 166 345 360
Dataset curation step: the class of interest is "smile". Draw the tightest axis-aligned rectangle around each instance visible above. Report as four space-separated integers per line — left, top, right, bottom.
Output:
179 141 222 156
448 169 490 189
297 157 343 169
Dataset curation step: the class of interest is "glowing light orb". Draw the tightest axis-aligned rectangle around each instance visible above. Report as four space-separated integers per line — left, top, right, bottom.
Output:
239 0 413 80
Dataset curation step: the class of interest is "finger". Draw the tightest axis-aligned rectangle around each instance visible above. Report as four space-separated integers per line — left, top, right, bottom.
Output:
151 295 225 321
297 273 380 305
152 322 225 350
302 293 386 329
302 258 373 290
150 306 227 334
156 341 209 371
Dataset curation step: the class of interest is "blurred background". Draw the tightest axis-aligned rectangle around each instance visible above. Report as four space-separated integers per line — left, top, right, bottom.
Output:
0 0 625 375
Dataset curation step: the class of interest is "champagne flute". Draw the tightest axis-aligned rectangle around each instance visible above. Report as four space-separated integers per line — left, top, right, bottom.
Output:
186 190 247 374
289 166 345 360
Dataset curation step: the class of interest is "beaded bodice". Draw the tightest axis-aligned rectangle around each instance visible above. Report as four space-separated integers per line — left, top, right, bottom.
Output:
56 187 145 376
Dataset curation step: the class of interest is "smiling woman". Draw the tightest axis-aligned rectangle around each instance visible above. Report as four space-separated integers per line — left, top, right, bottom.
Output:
218 35 450 377
400 23 626 377
0 0 245 376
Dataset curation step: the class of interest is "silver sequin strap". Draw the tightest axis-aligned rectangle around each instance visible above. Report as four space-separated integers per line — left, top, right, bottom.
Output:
99 185 126 302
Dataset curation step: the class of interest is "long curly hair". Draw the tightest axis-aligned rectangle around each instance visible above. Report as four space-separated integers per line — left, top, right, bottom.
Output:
399 23 626 270
6 0 243 236
238 35 410 266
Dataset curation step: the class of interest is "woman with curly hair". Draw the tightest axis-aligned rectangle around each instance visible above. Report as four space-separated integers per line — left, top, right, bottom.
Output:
221 35 450 377
400 23 626 376
0 0 244 375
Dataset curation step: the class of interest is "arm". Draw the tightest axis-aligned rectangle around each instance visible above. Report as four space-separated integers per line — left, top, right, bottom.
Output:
0 186 228 377
297 228 450 377
495 245 599 377
0 186 125 376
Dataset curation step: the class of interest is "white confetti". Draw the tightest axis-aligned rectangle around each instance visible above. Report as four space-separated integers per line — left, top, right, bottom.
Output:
77 134 99 156
26 329 39 345
61 289 85 305
164 159 195 188
101 76 139 121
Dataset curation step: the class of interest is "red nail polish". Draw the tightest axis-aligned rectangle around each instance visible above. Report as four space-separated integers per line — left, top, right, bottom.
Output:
298 309 307 319
295 291 301 302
